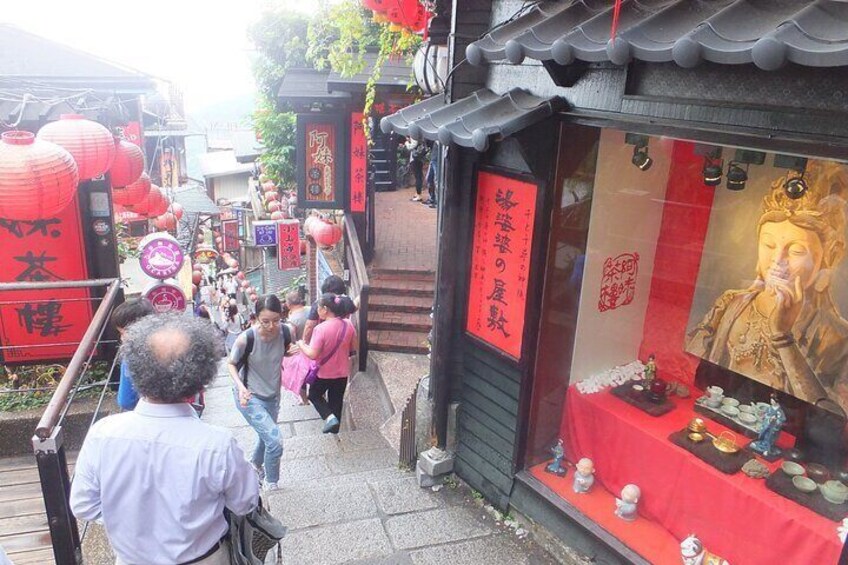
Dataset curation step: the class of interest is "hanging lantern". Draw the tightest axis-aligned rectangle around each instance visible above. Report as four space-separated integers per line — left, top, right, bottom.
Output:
112 172 151 206
270 211 284 221
110 138 144 187
171 202 184 220
240 279 250 289
0 130 79 220
236 271 245 280
312 220 343 247
248 292 258 302
126 184 164 216
37 114 115 180
300 240 307 255
303 214 320 236
267 201 281 214
154 212 177 231
261 180 276 192
196 232 205 243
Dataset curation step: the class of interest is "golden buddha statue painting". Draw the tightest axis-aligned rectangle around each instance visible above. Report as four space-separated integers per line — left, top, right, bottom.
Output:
687 160 848 416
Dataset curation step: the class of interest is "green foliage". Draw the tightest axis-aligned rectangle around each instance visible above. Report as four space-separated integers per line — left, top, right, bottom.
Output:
0 361 111 413
249 10 310 100
115 223 140 263
253 101 297 188
306 1 380 77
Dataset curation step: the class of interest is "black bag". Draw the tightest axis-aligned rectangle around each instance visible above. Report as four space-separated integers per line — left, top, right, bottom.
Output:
225 497 287 565
235 329 255 387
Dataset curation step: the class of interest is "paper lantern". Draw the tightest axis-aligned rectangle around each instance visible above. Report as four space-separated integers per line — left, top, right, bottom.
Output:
265 192 279 202
112 172 151 206
0 130 79 220
236 271 245 280
240 279 250 289
261 180 276 192
110 138 144 187
270 211 284 220
126 184 164 216
267 201 281 213
154 212 177 231
312 220 343 247
303 214 320 236
37 114 115 181
171 202 184 220
192 271 202 285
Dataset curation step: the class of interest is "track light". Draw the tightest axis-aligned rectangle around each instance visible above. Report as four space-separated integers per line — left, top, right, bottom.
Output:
784 176 808 199
625 134 652 171
774 155 809 200
726 162 748 191
700 147 723 187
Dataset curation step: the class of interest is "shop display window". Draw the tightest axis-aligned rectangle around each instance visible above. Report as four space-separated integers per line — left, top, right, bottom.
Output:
526 126 848 565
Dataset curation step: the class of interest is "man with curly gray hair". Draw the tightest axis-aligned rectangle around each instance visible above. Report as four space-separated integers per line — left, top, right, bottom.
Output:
70 314 259 565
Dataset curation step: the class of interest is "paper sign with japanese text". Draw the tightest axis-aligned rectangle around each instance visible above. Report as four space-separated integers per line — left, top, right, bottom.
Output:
0 197 93 364
466 171 537 360
349 112 367 213
222 219 240 252
276 220 301 270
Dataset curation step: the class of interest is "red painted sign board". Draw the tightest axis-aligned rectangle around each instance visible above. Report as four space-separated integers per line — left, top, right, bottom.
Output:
276 220 301 270
350 112 367 213
221 219 240 252
305 123 337 204
466 171 537 360
117 121 143 148
0 197 93 364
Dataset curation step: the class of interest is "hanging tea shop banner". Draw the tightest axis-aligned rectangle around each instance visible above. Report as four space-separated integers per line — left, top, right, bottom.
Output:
349 112 367 213
276 220 301 270
297 114 345 210
466 171 537 360
221 219 240 252
0 197 93 364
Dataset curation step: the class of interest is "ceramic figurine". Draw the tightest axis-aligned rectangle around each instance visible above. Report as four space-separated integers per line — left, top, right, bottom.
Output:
680 534 730 565
749 393 787 458
545 439 566 476
572 458 595 493
614 484 640 521
644 354 657 383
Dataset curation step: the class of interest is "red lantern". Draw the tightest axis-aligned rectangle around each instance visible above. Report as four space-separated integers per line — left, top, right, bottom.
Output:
312 220 343 247
300 240 307 255
112 172 151 206
270 211 284 220
267 201 281 213
110 138 144 187
240 279 250 289
171 202 184 220
303 214 320 236
261 180 276 192
265 192 279 202
192 271 202 285
126 184 164 216
0 130 79 220
154 212 177 231
37 114 115 181
236 271 245 280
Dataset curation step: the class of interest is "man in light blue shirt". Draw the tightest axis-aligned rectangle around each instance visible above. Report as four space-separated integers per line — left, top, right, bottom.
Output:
71 314 259 565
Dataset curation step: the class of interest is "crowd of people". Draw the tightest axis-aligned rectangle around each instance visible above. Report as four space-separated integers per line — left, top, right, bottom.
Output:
69 274 358 564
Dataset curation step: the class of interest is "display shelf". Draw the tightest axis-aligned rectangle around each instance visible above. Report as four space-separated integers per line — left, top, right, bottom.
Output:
766 471 848 522
609 383 675 417
693 397 761 439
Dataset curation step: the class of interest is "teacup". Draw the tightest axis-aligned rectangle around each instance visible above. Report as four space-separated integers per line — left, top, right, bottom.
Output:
706 385 724 400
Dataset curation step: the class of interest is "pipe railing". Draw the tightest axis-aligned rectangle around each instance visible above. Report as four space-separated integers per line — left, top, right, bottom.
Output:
343 213 370 372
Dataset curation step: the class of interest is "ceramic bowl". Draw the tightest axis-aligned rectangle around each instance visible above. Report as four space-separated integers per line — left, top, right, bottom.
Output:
755 402 770 414
721 397 740 407
721 405 740 417
837 469 848 483
781 461 805 477
784 448 805 463
738 412 758 425
705 398 722 408
738 404 755 415
806 463 831 484
792 476 817 493
820 480 848 504
707 385 724 397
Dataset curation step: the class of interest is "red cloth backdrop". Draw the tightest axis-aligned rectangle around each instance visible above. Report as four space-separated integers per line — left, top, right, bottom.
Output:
639 141 715 385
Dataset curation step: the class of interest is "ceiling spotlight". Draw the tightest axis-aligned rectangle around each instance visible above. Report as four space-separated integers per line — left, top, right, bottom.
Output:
784 177 808 199
701 148 724 187
726 162 748 191
625 133 653 172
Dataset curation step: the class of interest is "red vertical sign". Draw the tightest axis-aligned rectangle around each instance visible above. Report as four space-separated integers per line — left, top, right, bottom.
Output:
221 219 240 252
0 198 93 363
276 220 301 270
117 121 143 148
305 123 337 204
349 112 367 213
466 171 537 360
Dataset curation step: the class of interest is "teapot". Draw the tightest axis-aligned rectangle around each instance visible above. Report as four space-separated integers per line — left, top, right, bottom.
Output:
647 378 673 403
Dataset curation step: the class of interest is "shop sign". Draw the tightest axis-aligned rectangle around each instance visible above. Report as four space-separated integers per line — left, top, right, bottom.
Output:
159 147 179 188
349 112 367 213
194 246 218 264
599 253 640 312
253 220 277 247
0 199 93 364
116 121 143 148
138 233 184 280
296 114 344 210
276 220 301 270
466 171 537 360
221 219 239 252
143 281 186 313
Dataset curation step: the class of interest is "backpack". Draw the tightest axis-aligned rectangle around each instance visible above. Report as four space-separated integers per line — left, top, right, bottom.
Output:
225 497 287 565
236 326 291 389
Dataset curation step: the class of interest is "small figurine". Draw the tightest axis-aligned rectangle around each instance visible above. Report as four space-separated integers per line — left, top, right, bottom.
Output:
614 484 640 521
680 534 730 565
644 354 657 383
749 393 786 459
572 458 595 493
545 439 566 476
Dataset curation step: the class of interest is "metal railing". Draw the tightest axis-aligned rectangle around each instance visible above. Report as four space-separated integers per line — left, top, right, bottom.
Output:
13 278 123 565
398 382 419 468
343 213 370 372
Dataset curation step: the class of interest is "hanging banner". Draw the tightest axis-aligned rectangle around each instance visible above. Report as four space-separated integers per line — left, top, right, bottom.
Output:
296 114 345 210
117 121 143 148
466 171 537 360
349 112 367 213
221 219 240 252
253 220 278 247
276 220 301 270
159 147 179 188
0 197 93 364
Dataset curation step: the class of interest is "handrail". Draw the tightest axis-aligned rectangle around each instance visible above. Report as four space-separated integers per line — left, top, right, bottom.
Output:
343 213 370 372
0 278 118 292
34 279 122 440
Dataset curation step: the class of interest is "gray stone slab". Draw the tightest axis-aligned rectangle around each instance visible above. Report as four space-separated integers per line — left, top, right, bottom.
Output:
278 456 335 486
266 482 377 530
281 434 343 460
408 534 560 565
278 402 321 423
202 408 252 429
348 552 414 565
326 448 397 475
231 424 295 459
278 518 393 565
291 467 408 491
336 429 391 453
385 507 494 550
292 419 326 436
370 476 442 515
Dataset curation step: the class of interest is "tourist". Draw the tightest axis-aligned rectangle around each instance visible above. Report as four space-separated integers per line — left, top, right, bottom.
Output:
221 304 245 352
111 298 155 411
227 295 294 490
70 314 259 565
405 136 426 202
297 293 358 434
424 141 439 208
302 275 356 343
285 288 309 340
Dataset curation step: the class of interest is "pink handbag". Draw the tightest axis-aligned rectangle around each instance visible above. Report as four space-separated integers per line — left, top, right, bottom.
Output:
281 321 348 393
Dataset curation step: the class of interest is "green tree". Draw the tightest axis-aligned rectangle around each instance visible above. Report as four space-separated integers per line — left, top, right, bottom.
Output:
249 10 309 100
253 100 297 188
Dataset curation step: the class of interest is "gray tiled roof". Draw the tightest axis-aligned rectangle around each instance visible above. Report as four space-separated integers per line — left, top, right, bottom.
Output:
467 0 848 71
173 186 221 215
277 68 351 103
380 88 565 152
327 52 413 91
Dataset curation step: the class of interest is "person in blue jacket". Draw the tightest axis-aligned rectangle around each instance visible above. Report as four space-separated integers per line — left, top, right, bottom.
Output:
111 298 156 410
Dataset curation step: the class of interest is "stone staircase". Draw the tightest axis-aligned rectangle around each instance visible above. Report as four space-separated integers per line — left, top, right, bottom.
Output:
367 269 434 355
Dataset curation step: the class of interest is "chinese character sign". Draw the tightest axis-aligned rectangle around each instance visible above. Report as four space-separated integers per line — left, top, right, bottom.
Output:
253 221 278 247
276 220 301 270
116 121 142 148
159 147 179 188
0 199 93 363
466 171 537 359
222 219 239 252
305 123 336 204
349 112 367 213
598 253 640 312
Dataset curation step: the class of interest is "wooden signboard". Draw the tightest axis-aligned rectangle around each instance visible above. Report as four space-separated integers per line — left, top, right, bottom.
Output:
349 112 367 213
296 114 346 210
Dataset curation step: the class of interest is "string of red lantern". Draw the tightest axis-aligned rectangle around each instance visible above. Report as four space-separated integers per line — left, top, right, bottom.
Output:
36 114 116 181
112 171 152 206
110 138 145 188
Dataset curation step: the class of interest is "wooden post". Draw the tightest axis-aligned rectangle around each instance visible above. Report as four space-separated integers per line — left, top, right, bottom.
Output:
307 236 318 302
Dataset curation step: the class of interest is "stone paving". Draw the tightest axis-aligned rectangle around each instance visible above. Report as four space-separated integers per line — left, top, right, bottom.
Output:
371 186 438 273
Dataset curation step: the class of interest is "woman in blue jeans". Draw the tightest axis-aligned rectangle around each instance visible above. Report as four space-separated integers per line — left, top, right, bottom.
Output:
227 295 293 491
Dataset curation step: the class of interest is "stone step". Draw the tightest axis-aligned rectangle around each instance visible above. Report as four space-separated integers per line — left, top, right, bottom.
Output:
368 311 432 333
368 329 430 355
369 280 435 298
369 294 433 314
369 268 436 280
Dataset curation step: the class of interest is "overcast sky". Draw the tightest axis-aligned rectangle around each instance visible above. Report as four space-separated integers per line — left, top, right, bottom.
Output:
1 0 318 112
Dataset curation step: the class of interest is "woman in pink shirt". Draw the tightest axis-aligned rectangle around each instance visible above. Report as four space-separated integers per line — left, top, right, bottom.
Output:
296 293 358 434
